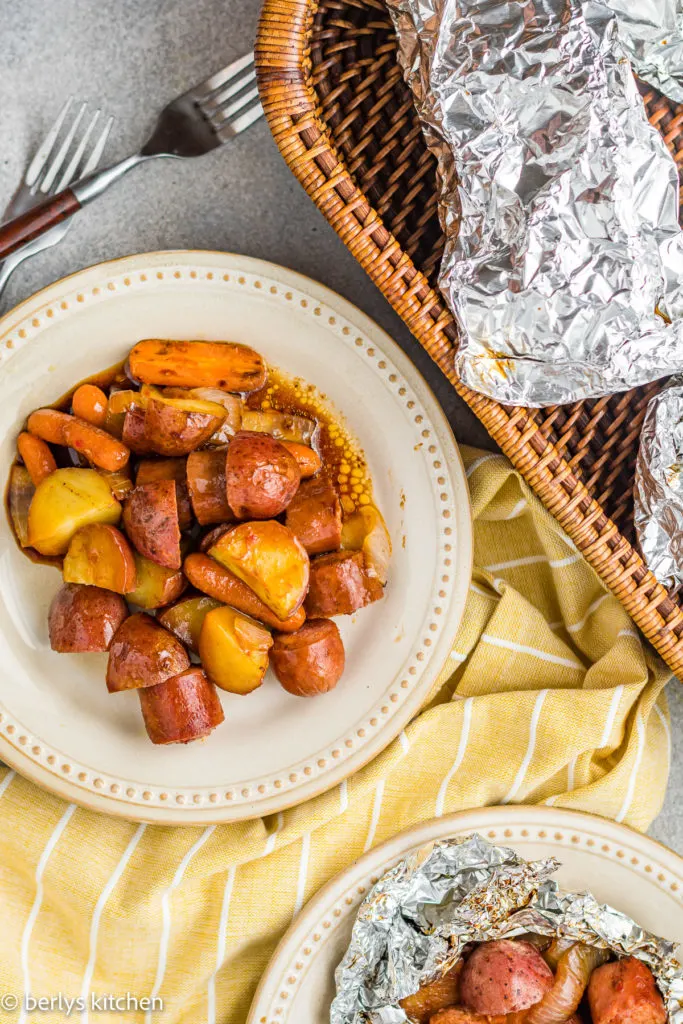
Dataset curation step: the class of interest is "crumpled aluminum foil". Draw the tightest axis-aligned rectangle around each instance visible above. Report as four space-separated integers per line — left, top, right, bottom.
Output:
611 1 683 103
331 834 683 1024
635 380 683 592
385 0 683 407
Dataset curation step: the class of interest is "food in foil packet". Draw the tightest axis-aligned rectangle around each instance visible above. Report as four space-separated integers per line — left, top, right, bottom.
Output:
331 835 683 1024
634 380 683 593
607 1 683 104
385 0 683 406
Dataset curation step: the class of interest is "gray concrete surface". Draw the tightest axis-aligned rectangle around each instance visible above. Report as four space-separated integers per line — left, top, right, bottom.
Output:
0 0 679 852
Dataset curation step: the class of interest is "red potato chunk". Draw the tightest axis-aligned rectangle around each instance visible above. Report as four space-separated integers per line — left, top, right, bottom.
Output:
304 550 383 617
285 475 342 555
138 667 225 744
122 480 181 570
460 940 554 1016
588 958 667 1024
122 407 154 454
271 619 345 696
143 388 226 457
226 431 300 519
106 612 189 692
49 583 128 653
186 448 232 525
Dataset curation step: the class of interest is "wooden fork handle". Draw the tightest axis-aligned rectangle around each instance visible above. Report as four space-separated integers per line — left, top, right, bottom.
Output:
0 189 81 261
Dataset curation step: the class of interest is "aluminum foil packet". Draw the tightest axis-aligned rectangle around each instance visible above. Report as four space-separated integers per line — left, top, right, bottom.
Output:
611 2 683 103
385 0 683 406
331 834 683 1024
635 380 683 592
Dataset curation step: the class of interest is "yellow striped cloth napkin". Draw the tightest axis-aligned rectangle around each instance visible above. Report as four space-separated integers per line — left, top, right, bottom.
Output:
0 446 671 1024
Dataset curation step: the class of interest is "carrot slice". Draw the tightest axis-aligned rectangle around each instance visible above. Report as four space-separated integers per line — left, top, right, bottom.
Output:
72 384 108 427
17 432 57 485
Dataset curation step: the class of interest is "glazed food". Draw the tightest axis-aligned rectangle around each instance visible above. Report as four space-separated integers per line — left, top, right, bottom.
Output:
401 941 666 1024
7 338 390 745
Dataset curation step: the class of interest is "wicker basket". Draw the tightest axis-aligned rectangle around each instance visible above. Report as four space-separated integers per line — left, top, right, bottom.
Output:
255 0 683 678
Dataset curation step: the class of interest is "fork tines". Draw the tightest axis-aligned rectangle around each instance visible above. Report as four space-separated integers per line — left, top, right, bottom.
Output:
193 51 263 141
26 98 114 196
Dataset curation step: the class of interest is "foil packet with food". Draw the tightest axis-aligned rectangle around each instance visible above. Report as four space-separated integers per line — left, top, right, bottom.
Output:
385 0 683 406
331 834 683 1024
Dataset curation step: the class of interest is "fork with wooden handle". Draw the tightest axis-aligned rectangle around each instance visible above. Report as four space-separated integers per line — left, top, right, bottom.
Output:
0 51 261 262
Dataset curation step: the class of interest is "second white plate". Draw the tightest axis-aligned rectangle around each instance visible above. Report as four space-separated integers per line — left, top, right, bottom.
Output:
0 251 472 823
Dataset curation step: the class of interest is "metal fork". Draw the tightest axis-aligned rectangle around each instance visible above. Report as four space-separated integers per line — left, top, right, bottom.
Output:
0 100 113 300
0 52 262 262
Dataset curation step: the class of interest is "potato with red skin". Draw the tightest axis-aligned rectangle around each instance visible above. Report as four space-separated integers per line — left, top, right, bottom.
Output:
63 524 137 593
460 940 554 1017
588 958 666 1024
186 448 232 525
271 619 345 696
184 552 306 632
123 480 181 570
285 475 342 555
136 458 192 529
106 613 189 692
122 408 153 454
138 667 224 744
400 964 463 1024
142 387 226 457
305 550 383 617
49 583 128 653
226 431 300 519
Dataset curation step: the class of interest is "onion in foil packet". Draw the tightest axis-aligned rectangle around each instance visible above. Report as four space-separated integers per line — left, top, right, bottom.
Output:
331 834 683 1024
385 0 683 406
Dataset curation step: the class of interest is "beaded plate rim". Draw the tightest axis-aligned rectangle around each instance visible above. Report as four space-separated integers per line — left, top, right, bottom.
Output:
0 250 472 824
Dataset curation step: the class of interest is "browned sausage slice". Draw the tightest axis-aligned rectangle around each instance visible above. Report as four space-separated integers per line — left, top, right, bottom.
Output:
226 431 300 519
305 550 383 617
138 667 224 744
588 958 667 1024
271 619 345 696
186 448 233 525
106 613 190 692
285 475 342 555
122 480 182 570
460 940 554 1016
48 583 128 653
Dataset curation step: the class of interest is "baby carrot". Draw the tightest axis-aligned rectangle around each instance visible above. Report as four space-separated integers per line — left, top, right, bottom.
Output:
72 384 108 427
17 432 57 485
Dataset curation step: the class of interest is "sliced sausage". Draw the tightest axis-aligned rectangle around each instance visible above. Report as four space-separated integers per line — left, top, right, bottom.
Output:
285 475 342 555
304 550 383 617
226 431 300 519
48 583 128 653
588 958 667 1024
186 448 233 525
138 667 224 744
136 458 192 530
106 613 189 692
460 940 554 1016
271 619 345 696
122 480 182 570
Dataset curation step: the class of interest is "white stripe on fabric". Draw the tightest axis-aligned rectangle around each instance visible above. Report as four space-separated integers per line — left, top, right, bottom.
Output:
145 826 216 1024
466 453 502 478
470 582 495 600
449 650 467 663
399 730 410 754
483 554 547 572
293 833 311 917
502 690 549 804
339 780 348 815
481 633 582 670
654 704 672 769
435 697 474 817
19 803 76 1024
207 866 236 1024
599 686 624 748
566 594 609 634
363 781 385 853
567 756 577 792
548 621 564 631
264 812 285 857
0 770 16 799
80 823 147 1023
549 553 583 568
618 628 640 641
506 498 527 520
616 714 646 823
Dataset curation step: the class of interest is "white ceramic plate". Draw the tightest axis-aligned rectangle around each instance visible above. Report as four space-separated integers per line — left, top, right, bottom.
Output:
248 806 683 1024
0 251 472 823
